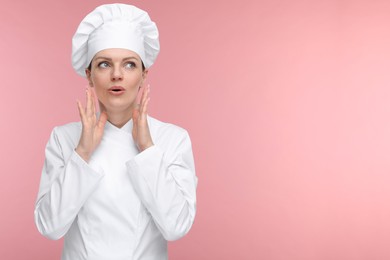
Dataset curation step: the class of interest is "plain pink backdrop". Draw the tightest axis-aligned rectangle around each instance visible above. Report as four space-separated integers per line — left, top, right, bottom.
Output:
2 0 390 259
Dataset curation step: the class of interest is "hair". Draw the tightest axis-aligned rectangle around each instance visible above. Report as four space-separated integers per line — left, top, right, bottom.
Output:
87 61 146 72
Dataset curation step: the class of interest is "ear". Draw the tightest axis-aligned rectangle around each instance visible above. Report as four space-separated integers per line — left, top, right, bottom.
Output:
142 69 149 81
85 69 93 87
139 69 148 89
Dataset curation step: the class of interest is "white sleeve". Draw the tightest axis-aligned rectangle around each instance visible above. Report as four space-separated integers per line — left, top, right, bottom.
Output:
126 130 197 241
34 127 104 240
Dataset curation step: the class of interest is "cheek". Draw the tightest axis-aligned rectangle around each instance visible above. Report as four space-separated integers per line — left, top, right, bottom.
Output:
94 86 104 97
91 72 108 87
123 72 143 90
133 73 145 87
90 75 107 99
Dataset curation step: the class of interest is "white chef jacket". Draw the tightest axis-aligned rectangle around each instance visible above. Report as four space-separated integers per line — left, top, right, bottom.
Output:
34 116 197 260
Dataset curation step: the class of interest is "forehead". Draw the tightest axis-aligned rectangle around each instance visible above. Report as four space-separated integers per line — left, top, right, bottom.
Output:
93 48 142 61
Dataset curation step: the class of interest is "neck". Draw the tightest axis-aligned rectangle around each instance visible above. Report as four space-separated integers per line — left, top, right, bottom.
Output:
99 102 134 128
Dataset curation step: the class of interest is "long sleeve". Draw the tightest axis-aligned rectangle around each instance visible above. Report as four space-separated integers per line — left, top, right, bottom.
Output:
34 127 104 240
126 130 197 241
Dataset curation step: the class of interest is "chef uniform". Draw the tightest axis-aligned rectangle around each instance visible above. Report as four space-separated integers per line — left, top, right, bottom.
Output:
34 4 197 260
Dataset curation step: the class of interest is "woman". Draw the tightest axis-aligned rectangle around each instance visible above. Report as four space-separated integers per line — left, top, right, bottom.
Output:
34 4 197 260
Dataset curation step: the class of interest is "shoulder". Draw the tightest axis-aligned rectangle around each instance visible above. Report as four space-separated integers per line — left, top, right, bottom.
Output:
147 116 189 139
52 121 81 138
49 121 81 150
147 116 192 154
147 116 194 162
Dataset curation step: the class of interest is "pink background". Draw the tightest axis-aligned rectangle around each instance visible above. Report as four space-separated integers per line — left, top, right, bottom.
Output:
1 0 390 259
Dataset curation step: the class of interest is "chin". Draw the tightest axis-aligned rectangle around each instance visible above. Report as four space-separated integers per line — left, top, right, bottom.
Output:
104 101 135 112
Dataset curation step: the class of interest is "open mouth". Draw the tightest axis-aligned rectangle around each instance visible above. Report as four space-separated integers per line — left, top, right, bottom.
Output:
108 86 125 96
108 86 125 94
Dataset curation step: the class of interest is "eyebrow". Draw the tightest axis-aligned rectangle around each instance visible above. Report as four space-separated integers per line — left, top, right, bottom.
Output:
94 56 139 61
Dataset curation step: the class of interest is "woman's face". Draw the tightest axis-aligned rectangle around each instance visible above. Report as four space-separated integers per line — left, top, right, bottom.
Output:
86 48 147 113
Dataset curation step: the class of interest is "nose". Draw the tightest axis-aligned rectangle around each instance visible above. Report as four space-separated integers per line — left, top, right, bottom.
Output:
111 65 123 81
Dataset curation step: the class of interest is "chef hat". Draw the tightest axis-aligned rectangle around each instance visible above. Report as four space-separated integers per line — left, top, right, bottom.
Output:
71 3 160 77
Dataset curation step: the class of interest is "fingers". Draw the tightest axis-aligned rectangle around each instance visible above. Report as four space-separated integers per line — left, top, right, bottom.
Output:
78 87 97 127
141 85 149 105
90 87 96 116
140 97 150 118
139 85 150 119
132 105 140 122
77 100 85 121
96 111 107 139
97 111 107 129
86 87 94 117
138 85 147 107
133 85 153 151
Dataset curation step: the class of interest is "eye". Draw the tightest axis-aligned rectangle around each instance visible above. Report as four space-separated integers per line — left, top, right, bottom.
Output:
124 62 136 69
97 61 110 68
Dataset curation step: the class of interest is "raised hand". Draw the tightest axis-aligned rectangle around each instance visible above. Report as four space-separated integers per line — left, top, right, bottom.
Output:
76 87 107 162
132 84 154 152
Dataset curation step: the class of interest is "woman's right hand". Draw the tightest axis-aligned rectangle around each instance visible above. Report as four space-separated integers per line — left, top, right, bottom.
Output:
76 87 107 162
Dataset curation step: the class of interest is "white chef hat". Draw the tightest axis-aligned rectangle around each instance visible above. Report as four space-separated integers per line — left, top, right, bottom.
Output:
71 3 160 77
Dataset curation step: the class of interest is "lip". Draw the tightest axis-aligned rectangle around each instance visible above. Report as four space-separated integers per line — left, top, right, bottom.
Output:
109 86 125 91
108 86 126 96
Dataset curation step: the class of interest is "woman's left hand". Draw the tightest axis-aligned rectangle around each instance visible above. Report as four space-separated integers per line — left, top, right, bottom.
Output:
132 84 154 152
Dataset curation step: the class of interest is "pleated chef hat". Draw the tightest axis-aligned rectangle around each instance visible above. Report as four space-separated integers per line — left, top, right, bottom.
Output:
71 3 160 77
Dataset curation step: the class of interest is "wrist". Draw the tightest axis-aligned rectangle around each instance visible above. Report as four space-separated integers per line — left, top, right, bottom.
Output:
75 146 91 162
139 142 154 152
